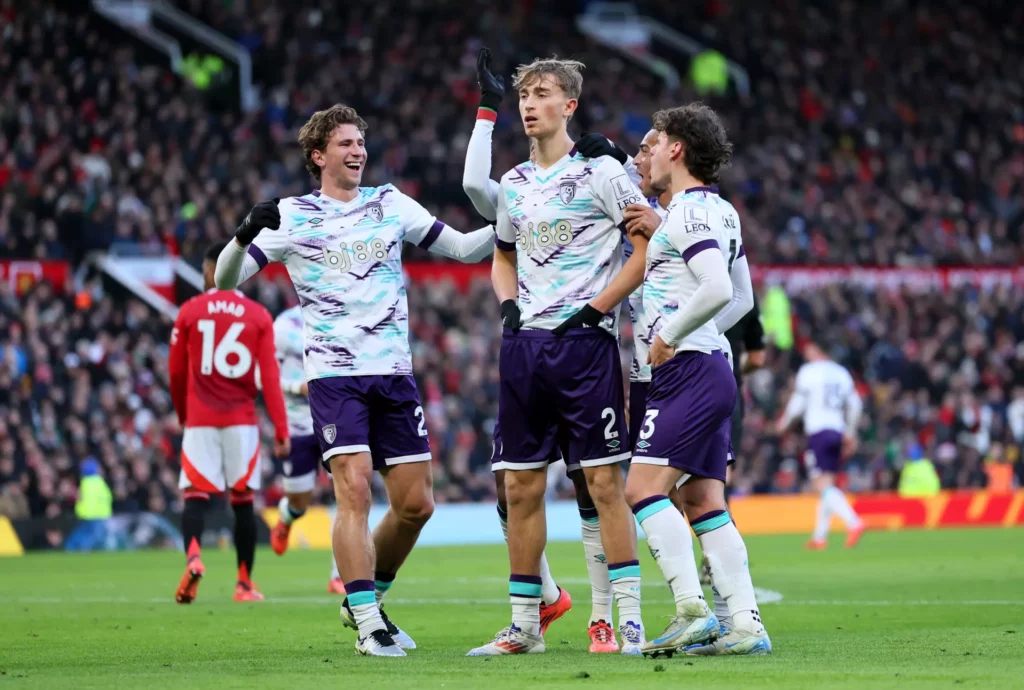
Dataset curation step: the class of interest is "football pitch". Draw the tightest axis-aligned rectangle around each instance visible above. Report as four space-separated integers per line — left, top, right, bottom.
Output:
1 528 1021 689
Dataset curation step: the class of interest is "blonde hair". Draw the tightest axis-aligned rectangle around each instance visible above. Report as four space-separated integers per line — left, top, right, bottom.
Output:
512 57 585 100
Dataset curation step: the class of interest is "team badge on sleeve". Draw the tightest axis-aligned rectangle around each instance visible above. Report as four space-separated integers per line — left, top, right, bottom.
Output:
323 424 337 444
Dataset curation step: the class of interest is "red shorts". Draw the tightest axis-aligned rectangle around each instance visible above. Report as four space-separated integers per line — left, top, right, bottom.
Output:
179 425 261 493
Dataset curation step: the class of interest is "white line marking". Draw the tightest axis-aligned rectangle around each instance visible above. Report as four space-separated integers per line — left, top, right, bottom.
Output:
3 595 1021 606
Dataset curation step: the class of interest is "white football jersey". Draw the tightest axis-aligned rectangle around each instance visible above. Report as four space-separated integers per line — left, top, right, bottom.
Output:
495 150 646 334
247 186 442 379
273 306 313 436
788 360 857 435
643 186 742 355
623 199 668 383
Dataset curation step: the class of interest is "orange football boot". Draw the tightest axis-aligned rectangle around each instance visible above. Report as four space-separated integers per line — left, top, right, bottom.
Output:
845 523 866 549
805 538 827 550
175 538 205 604
233 564 265 602
270 520 290 556
588 620 620 653
327 578 346 594
539 586 572 634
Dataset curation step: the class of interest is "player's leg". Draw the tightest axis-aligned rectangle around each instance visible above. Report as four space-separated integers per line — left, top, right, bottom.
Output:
271 434 320 556
806 431 864 549
628 351 737 657
678 475 771 656
328 507 344 593
221 425 264 602
495 437 565 621
468 332 554 656
626 463 714 657
562 333 642 654
229 489 262 601
309 377 403 657
567 466 616 652
175 427 224 604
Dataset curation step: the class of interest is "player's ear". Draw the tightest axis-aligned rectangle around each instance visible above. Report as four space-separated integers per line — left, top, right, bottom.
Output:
564 98 578 120
670 140 684 162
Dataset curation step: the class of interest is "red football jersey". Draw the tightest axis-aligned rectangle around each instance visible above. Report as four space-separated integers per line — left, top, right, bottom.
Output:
168 289 288 440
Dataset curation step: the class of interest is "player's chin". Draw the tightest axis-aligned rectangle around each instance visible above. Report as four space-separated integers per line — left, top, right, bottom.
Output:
342 167 364 187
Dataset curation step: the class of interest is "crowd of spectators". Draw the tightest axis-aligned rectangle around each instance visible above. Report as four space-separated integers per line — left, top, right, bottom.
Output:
4 1 1023 267
3 272 1023 519
2 0 1024 519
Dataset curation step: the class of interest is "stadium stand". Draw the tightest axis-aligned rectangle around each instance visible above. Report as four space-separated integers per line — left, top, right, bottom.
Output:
1 0 1022 518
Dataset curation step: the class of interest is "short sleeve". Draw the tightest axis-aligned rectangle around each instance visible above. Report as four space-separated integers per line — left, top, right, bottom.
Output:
495 183 516 251
591 158 645 232
662 204 719 263
394 188 444 249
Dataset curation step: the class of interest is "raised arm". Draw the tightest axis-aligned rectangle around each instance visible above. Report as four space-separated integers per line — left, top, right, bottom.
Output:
463 47 505 221
216 199 282 289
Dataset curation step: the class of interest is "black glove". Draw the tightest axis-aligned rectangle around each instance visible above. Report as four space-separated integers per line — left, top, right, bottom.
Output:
575 132 628 165
235 198 281 245
476 47 505 113
552 304 605 335
501 299 522 332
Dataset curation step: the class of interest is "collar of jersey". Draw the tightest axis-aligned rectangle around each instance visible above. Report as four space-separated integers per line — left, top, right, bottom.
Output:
530 146 580 184
682 185 719 195
311 188 363 205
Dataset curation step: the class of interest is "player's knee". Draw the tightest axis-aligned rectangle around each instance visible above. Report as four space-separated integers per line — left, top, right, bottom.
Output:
331 459 373 513
397 490 434 528
504 470 543 507
585 465 623 504
623 476 650 508
680 482 725 518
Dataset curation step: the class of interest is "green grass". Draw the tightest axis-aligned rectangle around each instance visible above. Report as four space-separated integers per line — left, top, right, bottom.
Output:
1 528 1022 689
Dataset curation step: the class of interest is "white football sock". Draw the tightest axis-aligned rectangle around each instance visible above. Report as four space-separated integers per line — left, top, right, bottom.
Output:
347 585 386 637
812 492 831 541
278 496 305 526
581 517 613 624
694 512 763 634
824 487 861 528
510 576 543 636
711 583 732 631
635 496 704 614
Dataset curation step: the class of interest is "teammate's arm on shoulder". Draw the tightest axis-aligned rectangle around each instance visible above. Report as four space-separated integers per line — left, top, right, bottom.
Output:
592 157 645 229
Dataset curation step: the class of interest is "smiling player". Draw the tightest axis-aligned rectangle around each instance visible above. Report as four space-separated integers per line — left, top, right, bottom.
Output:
215 104 496 657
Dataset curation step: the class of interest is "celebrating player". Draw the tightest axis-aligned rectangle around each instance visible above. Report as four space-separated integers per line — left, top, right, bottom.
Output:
583 127 756 637
266 305 345 593
462 48 611 652
215 104 496 656
776 340 865 549
467 57 649 657
624 104 771 658
169 242 290 604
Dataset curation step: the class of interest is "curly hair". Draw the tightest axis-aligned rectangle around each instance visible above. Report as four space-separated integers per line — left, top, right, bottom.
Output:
297 104 368 181
652 103 733 184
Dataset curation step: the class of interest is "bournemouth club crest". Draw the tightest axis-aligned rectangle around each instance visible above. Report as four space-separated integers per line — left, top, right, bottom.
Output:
322 424 337 444
366 202 384 223
559 181 577 205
